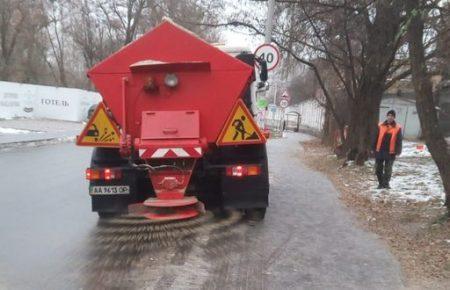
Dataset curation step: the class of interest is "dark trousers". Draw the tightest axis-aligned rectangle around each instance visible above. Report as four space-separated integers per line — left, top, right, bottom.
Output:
375 158 394 186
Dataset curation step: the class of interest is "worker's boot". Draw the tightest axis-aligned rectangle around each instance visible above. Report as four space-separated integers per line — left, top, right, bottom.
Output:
381 175 391 189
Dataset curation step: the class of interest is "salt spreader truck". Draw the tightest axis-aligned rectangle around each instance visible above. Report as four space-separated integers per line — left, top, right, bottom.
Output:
77 20 270 221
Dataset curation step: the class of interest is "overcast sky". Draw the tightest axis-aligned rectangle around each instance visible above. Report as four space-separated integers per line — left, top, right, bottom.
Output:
219 0 267 52
221 28 263 51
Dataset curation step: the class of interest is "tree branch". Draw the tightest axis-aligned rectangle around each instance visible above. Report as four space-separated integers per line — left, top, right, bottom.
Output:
183 19 345 128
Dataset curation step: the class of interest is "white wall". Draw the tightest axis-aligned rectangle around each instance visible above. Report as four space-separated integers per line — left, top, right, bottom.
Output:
380 97 420 139
0 81 101 122
289 99 325 131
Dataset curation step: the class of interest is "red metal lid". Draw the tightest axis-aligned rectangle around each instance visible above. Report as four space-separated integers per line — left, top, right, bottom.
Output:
87 20 253 144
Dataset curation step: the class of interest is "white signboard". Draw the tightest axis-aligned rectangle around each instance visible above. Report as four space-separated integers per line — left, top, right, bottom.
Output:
254 44 281 71
0 81 101 121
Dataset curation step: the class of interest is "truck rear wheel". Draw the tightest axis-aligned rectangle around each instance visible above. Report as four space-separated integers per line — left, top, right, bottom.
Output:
245 208 266 221
97 212 117 219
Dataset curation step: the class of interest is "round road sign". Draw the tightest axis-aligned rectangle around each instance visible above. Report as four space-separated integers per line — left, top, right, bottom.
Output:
254 44 280 71
279 99 289 108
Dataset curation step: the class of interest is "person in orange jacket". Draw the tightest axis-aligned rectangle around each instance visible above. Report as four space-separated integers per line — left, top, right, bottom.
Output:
372 110 403 189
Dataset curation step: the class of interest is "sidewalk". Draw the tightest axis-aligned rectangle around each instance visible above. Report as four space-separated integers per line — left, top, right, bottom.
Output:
0 119 83 146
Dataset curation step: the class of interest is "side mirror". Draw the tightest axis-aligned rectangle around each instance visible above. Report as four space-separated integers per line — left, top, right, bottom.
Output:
255 55 268 82
260 60 268 82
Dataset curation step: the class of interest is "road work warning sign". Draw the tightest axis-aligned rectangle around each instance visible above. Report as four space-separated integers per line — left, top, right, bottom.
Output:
217 99 266 146
77 103 120 147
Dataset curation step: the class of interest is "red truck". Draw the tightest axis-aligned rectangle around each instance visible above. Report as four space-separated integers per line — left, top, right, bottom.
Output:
77 20 270 221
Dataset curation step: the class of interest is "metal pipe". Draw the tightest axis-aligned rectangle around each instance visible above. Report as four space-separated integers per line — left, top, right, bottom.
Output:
121 77 128 135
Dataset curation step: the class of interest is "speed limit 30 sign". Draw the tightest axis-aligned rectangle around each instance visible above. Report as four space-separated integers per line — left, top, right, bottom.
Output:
254 43 280 71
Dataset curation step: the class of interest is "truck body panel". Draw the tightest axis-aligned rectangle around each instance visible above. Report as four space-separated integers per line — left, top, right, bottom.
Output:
80 20 270 220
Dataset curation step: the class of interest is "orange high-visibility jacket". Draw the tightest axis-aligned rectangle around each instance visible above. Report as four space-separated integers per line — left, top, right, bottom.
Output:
375 122 402 154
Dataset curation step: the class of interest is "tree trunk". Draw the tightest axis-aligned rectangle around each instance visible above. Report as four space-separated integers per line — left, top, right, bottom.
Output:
0 58 10 81
322 106 333 145
407 0 450 210
322 104 341 146
322 106 347 158
343 1 402 165
346 86 382 165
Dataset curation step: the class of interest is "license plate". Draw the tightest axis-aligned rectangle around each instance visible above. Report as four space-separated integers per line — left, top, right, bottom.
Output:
89 186 130 195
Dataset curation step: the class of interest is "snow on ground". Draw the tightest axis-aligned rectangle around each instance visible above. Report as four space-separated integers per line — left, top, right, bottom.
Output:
400 141 431 157
0 127 36 134
0 119 83 148
0 118 83 133
0 136 76 152
366 157 444 203
342 141 445 203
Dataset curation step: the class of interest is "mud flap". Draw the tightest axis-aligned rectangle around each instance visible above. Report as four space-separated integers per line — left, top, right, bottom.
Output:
221 171 269 210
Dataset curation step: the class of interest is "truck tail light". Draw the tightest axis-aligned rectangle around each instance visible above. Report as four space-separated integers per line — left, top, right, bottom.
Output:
226 165 261 177
85 168 122 180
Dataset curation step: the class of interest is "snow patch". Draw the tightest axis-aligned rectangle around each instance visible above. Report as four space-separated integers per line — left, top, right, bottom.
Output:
0 127 34 134
365 158 444 203
400 141 431 158
0 136 75 152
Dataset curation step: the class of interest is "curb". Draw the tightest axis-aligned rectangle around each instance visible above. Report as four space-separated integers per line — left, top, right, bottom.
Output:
0 136 76 151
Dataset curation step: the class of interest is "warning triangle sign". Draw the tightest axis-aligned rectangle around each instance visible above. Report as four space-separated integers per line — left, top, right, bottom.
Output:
77 103 120 147
217 99 266 146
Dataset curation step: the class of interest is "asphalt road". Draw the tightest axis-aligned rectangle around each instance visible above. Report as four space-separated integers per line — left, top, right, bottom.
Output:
0 133 404 290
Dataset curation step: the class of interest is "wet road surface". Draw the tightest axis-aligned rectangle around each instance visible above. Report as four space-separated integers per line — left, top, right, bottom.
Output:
0 133 404 289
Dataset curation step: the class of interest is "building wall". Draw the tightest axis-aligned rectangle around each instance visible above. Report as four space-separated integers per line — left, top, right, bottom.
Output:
380 97 421 139
437 84 450 135
0 81 101 122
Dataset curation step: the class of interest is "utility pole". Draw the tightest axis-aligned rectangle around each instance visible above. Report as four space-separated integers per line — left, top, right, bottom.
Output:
265 0 278 105
265 0 275 44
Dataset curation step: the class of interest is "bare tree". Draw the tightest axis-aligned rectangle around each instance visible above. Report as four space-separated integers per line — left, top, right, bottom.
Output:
146 0 222 42
433 2 450 79
273 1 408 164
18 4 50 84
288 67 318 104
0 0 27 80
68 0 114 70
407 0 450 209
227 0 444 164
98 0 148 45
43 0 69 86
0 0 50 83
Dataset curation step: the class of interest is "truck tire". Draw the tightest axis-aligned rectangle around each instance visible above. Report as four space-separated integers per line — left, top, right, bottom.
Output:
97 212 117 219
211 207 229 219
245 208 266 221
90 148 127 167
